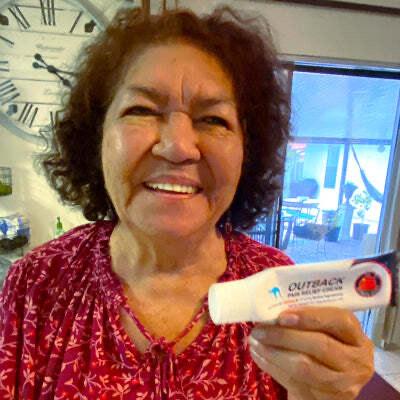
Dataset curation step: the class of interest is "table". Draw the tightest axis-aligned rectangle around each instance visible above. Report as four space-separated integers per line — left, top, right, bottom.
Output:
279 198 320 249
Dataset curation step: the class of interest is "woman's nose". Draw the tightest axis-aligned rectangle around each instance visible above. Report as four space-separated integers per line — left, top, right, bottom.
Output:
151 112 201 163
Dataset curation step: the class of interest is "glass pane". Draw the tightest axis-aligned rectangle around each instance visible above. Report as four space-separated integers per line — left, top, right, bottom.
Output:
246 215 275 245
292 72 399 140
343 144 389 242
281 71 400 265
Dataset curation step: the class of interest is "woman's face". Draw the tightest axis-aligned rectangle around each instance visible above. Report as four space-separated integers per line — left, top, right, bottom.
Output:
102 41 244 238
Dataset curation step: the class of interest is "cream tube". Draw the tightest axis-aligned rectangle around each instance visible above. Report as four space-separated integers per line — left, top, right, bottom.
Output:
208 251 399 324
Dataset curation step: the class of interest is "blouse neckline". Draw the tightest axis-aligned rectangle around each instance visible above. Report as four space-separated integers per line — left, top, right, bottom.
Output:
95 221 237 360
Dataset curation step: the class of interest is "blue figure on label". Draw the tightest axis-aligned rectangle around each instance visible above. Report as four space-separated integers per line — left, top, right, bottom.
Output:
269 287 282 299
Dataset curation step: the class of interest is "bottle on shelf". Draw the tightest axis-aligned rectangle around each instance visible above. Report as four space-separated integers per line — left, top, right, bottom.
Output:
54 217 65 238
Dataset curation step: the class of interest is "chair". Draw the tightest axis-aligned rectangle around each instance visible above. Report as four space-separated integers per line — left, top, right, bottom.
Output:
293 222 329 241
282 201 320 234
295 202 321 223
291 203 330 254
289 178 320 199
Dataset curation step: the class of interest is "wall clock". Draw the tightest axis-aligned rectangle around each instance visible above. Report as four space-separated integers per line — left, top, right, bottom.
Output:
0 0 107 144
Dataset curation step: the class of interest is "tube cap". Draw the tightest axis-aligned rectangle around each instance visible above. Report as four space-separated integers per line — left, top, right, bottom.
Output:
208 279 254 324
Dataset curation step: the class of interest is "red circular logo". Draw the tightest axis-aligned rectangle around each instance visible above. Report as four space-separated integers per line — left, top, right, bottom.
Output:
355 272 381 297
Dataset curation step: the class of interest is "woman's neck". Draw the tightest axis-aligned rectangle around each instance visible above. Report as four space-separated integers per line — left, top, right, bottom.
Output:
109 222 227 288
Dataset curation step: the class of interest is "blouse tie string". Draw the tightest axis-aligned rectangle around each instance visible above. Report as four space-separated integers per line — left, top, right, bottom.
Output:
148 335 174 355
150 336 175 399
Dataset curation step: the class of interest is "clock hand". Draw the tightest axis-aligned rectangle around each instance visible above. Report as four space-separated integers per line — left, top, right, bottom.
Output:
34 62 75 76
32 53 74 88
34 54 76 75
50 67 75 76
33 62 72 88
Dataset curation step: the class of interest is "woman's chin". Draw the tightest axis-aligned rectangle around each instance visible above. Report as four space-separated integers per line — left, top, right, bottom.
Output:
145 224 203 239
134 217 213 239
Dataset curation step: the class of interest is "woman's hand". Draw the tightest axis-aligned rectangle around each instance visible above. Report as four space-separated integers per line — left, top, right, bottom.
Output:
249 307 374 400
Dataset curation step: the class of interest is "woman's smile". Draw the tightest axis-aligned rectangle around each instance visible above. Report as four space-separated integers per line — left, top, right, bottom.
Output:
142 182 202 199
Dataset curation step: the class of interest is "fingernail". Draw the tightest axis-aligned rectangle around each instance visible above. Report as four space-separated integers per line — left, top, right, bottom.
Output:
249 335 260 348
250 346 263 361
279 313 299 326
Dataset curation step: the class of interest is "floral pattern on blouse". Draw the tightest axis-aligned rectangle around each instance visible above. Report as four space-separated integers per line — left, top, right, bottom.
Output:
0 221 294 400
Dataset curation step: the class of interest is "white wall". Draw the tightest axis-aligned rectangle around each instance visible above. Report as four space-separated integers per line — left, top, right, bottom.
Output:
0 132 87 249
181 0 400 66
1 0 400 252
333 0 400 7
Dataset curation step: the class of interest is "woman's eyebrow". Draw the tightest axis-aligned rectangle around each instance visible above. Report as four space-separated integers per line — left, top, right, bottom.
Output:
125 84 236 110
194 96 236 110
126 85 168 105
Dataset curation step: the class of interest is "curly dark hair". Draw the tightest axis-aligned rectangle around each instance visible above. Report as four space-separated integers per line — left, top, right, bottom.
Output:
40 5 290 231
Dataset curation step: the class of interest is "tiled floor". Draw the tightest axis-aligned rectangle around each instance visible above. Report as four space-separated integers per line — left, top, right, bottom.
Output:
283 237 365 264
374 347 400 391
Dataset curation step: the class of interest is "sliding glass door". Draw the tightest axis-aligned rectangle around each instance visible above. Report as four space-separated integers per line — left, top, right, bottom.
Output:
278 67 400 264
245 66 400 266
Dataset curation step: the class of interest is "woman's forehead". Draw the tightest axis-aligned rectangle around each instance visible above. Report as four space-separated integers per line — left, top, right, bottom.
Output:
116 42 237 104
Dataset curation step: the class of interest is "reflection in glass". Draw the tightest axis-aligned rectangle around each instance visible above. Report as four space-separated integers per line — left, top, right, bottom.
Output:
279 71 399 265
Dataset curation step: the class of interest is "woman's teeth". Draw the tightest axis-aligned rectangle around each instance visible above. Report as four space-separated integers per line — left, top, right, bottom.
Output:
144 182 199 194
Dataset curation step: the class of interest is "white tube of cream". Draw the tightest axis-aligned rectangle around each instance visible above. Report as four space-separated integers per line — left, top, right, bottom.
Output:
208 251 399 324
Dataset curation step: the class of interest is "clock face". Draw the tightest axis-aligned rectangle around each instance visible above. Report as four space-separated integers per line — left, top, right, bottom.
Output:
0 0 106 143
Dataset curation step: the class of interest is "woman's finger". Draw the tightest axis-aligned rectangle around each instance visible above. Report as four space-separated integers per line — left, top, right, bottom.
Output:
250 325 359 372
249 340 351 393
250 345 363 400
276 307 365 346
249 347 317 400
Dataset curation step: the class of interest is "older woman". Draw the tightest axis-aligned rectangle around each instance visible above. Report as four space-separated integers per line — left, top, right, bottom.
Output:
0 6 373 400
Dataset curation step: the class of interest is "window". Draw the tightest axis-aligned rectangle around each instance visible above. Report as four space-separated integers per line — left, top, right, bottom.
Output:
279 67 400 263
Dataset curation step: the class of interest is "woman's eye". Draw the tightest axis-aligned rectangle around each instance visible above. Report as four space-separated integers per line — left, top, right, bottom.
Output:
200 116 229 128
123 106 158 116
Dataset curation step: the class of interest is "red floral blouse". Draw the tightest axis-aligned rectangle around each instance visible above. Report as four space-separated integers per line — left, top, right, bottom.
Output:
0 221 293 400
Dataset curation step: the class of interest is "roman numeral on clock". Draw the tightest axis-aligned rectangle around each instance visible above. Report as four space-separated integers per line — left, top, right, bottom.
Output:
0 61 9 72
8 6 30 30
18 102 38 128
40 0 56 26
85 20 96 33
0 35 14 47
0 80 20 105
49 110 56 127
69 11 82 33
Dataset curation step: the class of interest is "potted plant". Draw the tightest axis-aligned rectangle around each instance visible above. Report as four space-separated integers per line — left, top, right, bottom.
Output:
351 190 372 240
323 207 345 242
